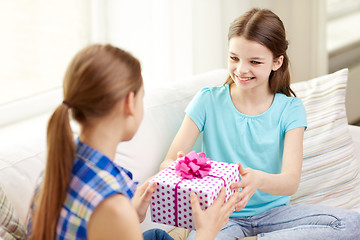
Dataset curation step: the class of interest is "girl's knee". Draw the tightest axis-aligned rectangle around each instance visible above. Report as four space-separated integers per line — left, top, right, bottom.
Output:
337 209 360 237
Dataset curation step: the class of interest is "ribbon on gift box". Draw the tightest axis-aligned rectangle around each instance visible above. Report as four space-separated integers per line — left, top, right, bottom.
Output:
172 151 226 228
175 151 211 179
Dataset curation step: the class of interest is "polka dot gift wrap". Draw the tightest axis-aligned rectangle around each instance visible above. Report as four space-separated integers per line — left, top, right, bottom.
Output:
150 151 239 230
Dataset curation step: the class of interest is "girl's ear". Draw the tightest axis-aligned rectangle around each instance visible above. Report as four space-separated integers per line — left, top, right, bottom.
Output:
124 91 136 116
272 55 284 71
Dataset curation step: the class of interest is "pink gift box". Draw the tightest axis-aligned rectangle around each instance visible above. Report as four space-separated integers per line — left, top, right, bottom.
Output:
149 153 239 230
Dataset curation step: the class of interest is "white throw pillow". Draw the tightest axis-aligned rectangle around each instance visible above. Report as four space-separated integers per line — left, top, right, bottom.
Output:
290 68 360 212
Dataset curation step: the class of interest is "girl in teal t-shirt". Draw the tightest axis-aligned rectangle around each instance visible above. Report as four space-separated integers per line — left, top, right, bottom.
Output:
161 8 360 240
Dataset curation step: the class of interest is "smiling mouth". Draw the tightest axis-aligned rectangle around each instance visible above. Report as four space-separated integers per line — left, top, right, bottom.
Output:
235 74 255 81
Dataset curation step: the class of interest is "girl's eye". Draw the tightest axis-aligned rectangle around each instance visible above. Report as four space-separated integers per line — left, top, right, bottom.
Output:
230 56 239 61
251 61 261 65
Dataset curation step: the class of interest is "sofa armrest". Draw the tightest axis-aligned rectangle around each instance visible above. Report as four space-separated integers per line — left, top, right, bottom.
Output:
349 125 360 161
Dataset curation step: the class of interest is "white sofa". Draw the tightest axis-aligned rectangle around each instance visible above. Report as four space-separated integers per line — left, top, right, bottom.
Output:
1 68 360 239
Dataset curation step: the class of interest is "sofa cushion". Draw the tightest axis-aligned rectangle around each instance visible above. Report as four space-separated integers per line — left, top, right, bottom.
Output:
0 187 26 240
0 113 48 224
290 68 360 211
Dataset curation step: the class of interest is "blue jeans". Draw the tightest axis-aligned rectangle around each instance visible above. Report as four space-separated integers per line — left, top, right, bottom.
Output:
143 228 174 240
187 204 360 240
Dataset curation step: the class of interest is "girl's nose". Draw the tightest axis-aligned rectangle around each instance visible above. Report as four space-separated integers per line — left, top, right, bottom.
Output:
236 61 249 74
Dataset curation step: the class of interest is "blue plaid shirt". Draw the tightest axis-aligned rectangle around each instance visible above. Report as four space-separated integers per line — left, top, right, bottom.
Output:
28 139 138 239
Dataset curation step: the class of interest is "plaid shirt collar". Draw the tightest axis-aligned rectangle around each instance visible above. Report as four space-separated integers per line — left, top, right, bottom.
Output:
75 138 137 199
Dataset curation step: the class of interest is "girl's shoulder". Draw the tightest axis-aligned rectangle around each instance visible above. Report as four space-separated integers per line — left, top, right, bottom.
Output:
275 93 304 106
274 93 306 116
197 85 229 99
87 194 142 239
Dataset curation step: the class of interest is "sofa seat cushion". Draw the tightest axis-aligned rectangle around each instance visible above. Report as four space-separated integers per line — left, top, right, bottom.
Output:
0 113 49 225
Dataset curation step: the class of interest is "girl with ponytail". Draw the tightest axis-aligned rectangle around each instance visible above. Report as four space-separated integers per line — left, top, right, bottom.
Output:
162 8 360 239
27 44 238 240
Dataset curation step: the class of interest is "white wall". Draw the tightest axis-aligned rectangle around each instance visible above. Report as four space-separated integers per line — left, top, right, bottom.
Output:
191 0 328 83
346 64 360 123
327 7 360 124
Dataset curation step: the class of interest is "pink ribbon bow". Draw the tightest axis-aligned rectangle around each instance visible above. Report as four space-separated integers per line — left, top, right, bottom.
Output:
175 151 211 179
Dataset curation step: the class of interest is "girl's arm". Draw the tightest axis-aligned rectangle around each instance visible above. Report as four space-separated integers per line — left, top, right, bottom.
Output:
87 194 143 240
232 127 305 211
257 126 304 195
160 114 200 170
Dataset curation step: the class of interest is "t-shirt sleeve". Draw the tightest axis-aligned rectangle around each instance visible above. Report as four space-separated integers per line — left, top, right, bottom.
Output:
283 97 307 132
185 87 211 132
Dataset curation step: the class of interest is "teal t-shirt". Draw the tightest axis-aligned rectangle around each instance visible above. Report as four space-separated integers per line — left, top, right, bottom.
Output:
185 85 307 217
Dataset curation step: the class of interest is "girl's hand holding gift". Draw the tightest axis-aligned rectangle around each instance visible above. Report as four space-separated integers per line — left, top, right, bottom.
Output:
231 163 262 211
190 187 239 240
132 180 158 223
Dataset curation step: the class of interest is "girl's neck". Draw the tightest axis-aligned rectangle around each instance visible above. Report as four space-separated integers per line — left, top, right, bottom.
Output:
229 83 274 116
79 122 122 161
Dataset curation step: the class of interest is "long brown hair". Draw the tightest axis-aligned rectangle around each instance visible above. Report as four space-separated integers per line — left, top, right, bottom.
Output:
29 44 142 240
224 8 295 97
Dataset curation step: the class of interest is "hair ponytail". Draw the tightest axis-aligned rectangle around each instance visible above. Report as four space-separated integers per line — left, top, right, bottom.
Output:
30 104 75 240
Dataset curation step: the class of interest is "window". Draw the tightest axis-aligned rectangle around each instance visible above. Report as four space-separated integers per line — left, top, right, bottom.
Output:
327 0 360 19
326 0 360 124
0 1 90 125
326 0 360 71
0 1 90 105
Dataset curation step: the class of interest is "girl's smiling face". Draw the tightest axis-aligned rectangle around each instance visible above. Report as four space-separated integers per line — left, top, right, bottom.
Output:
228 36 283 92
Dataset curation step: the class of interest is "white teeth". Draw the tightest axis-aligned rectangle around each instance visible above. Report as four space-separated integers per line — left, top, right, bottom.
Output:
235 74 253 81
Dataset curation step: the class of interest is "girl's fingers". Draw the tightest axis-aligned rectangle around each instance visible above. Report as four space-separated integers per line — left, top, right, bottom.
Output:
177 151 185 158
135 182 148 195
189 192 201 213
237 162 245 175
230 180 246 190
235 200 247 211
212 188 226 207
144 182 157 198
224 192 239 212
234 191 249 211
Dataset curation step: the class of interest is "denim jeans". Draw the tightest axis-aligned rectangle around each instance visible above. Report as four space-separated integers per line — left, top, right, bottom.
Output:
143 228 174 240
187 204 360 240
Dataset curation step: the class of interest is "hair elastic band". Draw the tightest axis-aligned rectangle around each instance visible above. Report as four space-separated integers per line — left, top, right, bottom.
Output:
62 100 72 108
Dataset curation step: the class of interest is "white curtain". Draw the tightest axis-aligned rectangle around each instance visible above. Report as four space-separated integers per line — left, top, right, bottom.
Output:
94 0 228 90
104 0 194 90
